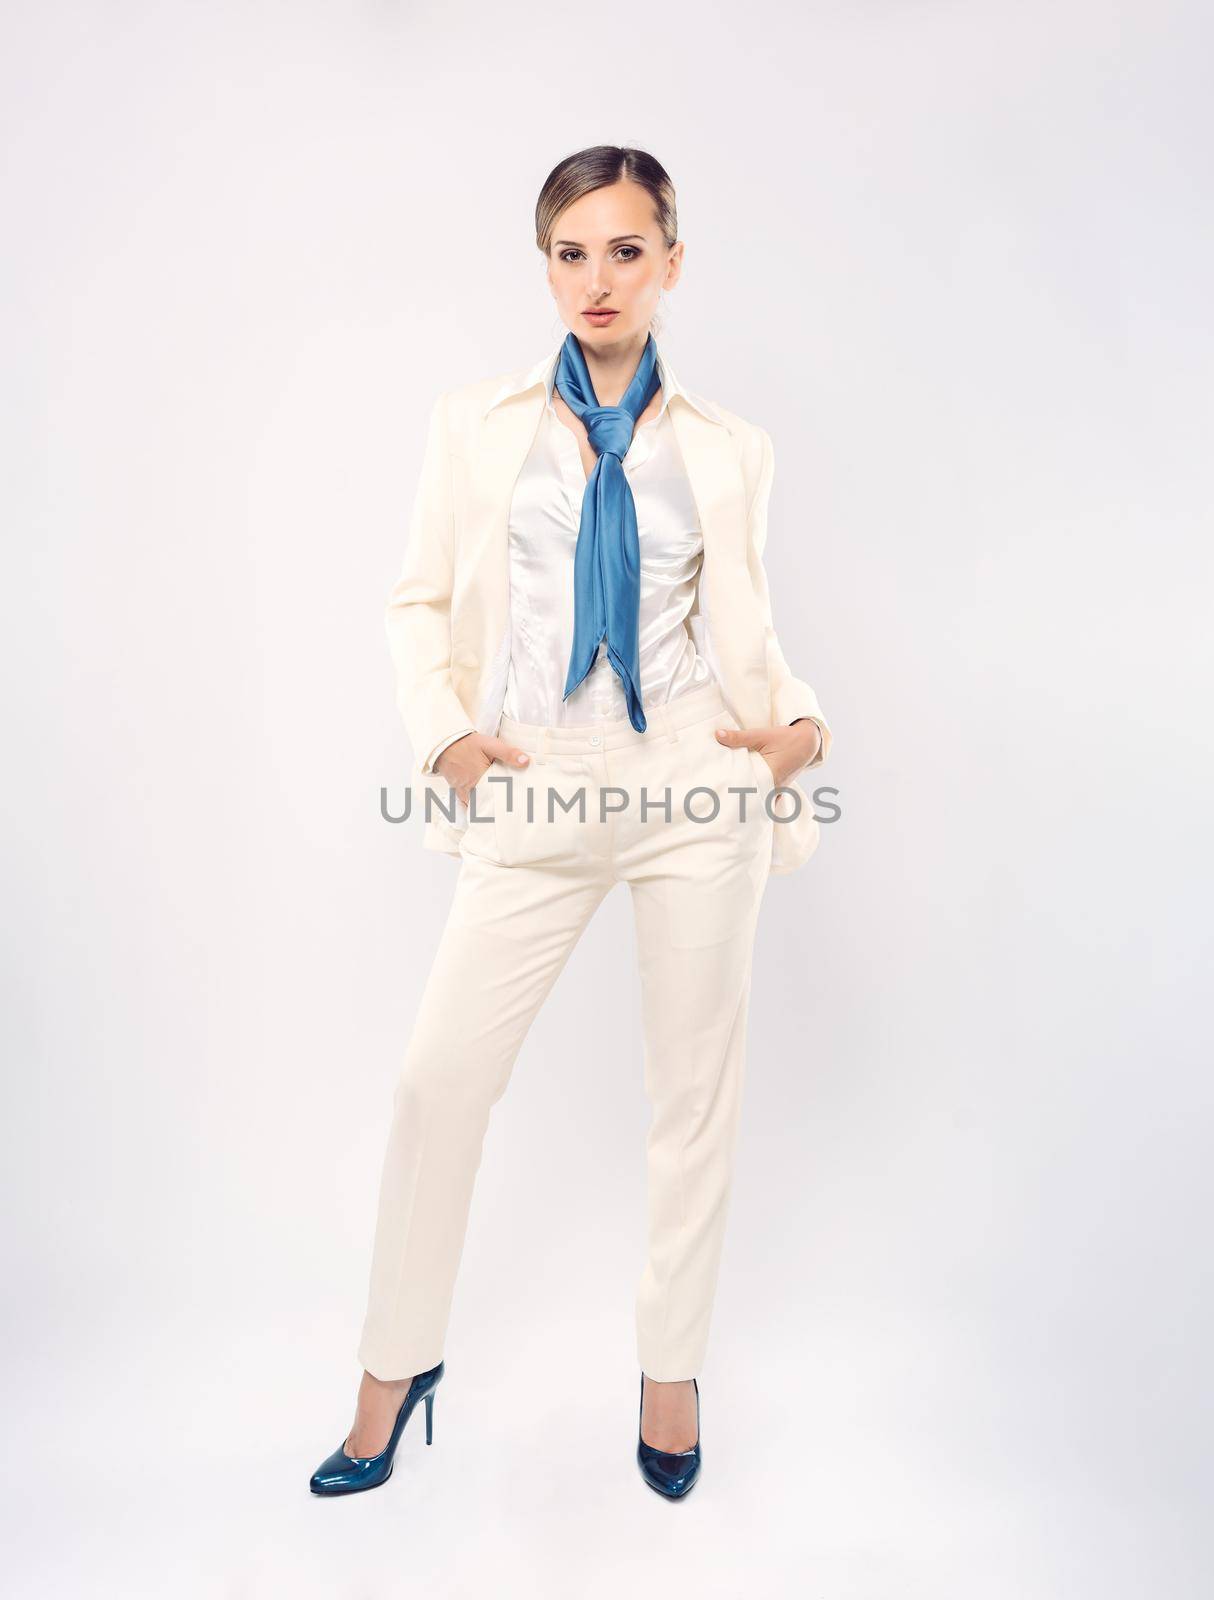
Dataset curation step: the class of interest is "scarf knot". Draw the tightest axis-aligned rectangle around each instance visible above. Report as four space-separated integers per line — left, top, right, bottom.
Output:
582 406 637 459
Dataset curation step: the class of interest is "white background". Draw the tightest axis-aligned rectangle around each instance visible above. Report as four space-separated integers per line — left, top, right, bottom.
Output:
4 2 1211 1594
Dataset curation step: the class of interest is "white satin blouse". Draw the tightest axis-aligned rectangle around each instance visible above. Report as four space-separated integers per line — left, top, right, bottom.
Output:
501 392 714 726
428 344 720 766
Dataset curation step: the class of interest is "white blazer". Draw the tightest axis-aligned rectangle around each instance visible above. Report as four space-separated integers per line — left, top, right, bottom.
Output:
386 341 834 876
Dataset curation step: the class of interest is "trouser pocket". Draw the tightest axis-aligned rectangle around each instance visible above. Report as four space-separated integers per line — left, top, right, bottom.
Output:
457 762 503 861
482 759 589 868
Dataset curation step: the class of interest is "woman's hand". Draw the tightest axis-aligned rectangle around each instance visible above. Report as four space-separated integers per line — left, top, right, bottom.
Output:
713 719 822 788
434 732 531 809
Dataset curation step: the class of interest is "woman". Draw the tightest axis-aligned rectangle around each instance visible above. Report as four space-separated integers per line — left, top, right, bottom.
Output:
310 145 832 1500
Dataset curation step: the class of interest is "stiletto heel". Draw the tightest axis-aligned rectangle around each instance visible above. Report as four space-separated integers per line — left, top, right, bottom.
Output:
636 1371 702 1498
309 1360 444 1496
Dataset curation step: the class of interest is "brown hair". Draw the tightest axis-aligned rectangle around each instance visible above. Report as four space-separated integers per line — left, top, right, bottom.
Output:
535 145 678 256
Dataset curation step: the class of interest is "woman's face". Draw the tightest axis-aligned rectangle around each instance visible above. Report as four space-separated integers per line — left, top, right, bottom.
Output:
546 179 683 350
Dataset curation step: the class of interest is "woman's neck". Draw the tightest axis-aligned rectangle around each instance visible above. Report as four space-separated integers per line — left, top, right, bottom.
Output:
576 331 650 407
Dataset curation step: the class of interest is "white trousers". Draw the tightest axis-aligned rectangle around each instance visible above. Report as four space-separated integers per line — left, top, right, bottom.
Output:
358 681 775 1383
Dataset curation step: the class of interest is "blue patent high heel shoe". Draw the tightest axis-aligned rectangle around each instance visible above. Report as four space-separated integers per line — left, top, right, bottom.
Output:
636 1372 702 1498
310 1360 444 1496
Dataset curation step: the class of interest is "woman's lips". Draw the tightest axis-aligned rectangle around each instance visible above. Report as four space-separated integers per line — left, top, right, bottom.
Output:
582 309 618 322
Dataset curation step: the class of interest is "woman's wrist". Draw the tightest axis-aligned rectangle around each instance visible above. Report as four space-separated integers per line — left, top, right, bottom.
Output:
788 716 823 769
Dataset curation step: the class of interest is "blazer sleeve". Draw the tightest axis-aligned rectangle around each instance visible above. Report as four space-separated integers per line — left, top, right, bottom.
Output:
746 425 832 769
384 391 477 774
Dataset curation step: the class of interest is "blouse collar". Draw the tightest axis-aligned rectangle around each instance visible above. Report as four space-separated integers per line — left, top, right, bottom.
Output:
483 335 724 427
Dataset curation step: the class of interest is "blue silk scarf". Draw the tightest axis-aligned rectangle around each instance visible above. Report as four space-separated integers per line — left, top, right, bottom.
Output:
553 331 662 733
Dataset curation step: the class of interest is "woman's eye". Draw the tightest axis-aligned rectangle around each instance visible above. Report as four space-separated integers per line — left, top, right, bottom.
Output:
557 247 641 263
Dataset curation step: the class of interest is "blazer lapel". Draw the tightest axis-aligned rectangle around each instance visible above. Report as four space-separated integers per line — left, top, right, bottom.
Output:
669 400 771 727
458 388 547 676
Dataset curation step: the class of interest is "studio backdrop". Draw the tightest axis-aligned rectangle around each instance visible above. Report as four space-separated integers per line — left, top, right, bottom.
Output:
3 2 1210 1596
